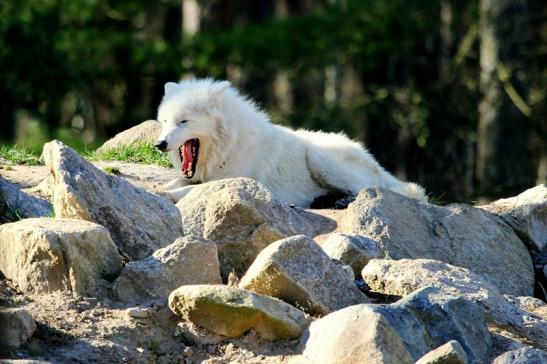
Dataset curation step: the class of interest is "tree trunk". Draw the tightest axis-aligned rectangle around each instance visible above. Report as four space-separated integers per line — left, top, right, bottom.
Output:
477 0 535 199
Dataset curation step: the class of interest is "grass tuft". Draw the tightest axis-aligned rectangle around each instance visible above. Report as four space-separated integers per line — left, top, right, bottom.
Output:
102 166 121 175
0 145 42 165
86 142 172 168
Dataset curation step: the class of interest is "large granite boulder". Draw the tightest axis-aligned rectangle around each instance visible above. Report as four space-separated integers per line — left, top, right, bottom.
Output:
301 287 490 364
362 259 547 350
479 184 546 258
239 235 367 316
345 187 534 296
176 178 335 279
42 140 183 260
0 218 122 296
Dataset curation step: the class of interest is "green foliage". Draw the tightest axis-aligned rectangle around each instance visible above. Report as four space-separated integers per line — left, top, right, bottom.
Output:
102 165 121 175
87 142 172 168
0 145 42 165
0 0 544 201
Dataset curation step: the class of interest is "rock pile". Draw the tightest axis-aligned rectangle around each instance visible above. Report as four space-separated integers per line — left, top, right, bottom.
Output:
1 139 546 363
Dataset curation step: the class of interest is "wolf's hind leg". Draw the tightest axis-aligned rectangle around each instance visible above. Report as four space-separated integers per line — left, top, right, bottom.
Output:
306 148 374 196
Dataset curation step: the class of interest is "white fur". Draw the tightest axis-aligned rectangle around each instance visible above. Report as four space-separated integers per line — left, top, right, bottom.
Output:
156 78 426 206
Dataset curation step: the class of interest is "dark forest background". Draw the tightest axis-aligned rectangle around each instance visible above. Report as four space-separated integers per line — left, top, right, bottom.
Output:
0 0 545 202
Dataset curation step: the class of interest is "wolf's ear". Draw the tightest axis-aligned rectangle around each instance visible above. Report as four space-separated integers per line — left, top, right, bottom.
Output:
164 82 179 95
209 81 231 105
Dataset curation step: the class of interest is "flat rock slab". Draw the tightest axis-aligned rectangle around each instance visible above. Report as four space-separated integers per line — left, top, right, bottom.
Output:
176 178 336 279
479 184 546 252
0 218 122 296
113 236 222 303
42 140 183 260
1 162 177 198
345 187 534 296
302 287 490 364
240 235 368 316
362 258 547 351
0 307 37 348
96 120 161 153
168 285 310 341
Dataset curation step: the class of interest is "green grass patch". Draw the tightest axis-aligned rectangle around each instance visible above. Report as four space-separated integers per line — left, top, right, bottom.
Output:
0 145 42 165
102 166 121 175
86 142 172 168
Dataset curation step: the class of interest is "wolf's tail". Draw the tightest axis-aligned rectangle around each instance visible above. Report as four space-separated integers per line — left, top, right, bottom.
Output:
388 181 428 202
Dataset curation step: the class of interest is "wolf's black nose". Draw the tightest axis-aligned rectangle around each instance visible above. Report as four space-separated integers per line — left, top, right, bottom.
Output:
155 140 167 151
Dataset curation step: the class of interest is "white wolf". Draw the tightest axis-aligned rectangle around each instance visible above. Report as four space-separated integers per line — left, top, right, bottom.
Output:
155 78 426 207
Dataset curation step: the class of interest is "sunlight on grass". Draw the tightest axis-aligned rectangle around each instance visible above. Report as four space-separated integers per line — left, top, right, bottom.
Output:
86 142 173 168
0 145 42 165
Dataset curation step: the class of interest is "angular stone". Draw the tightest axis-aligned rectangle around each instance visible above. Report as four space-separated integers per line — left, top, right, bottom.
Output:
42 140 183 260
168 285 310 341
113 236 222 303
302 305 414 364
96 120 161 153
362 259 547 350
320 233 380 276
346 187 534 296
480 184 546 252
0 308 37 348
0 177 52 223
239 235 368 316
176 178 335 279
415 340 468 364
0 218 122 296
492 347 547 364
302 287 490 364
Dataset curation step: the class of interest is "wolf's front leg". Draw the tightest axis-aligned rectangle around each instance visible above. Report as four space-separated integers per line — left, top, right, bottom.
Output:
164 185 196 203
162 177 186 190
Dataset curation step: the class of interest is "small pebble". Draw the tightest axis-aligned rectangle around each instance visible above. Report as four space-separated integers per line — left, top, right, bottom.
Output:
126 308 149 319
183 346 194 357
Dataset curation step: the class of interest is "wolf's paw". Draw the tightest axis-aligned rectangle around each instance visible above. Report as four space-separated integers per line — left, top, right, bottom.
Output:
152 188 179 203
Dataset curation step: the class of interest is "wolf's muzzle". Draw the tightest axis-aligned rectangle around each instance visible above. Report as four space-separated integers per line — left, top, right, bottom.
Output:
155 140 167 151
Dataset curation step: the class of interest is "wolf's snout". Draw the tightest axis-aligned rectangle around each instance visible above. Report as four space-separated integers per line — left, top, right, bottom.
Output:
154 140 168 151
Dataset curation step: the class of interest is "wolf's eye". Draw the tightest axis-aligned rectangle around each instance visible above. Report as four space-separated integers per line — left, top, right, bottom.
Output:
179 120 189 124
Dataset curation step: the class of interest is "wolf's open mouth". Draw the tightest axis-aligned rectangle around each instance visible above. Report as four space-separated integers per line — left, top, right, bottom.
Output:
179 139 200 179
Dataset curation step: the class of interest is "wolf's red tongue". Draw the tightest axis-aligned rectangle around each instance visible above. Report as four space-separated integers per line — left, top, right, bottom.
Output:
181 140 193 174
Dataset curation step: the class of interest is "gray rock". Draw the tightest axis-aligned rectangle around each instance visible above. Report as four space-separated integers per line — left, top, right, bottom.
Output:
479 184 546 252
346 187 534 296
113 236 222 303
302 287 490 364
320 233 380 276
0 308 37 348
42 140 183 260
415 340 468 364
302 304 414 364
0 218 122 296
125 307 149 319
0 177 52 223
96 120 161 153
362 259 547 350
239 235 367 316
168 284 310 341
176 178 335 279
492 347 547 364
503 295 547 320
